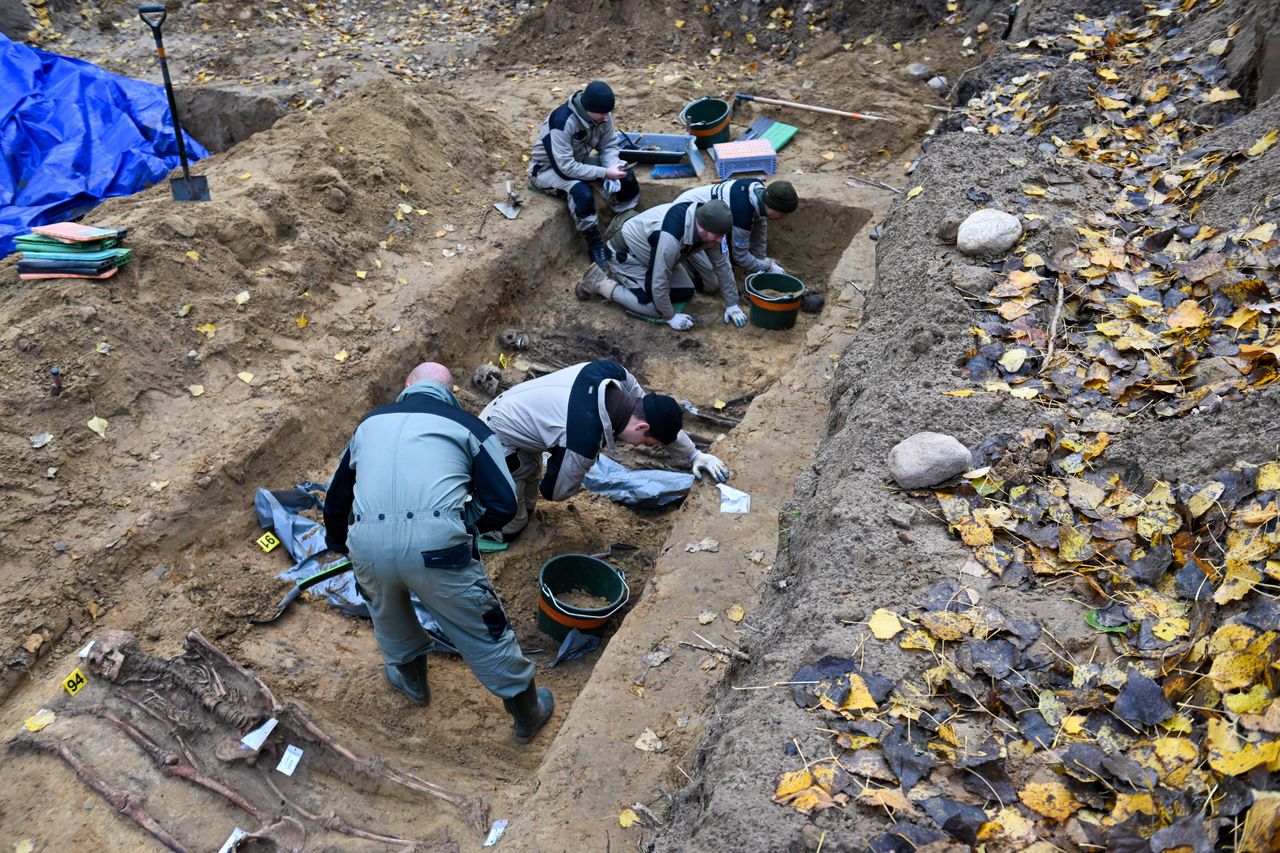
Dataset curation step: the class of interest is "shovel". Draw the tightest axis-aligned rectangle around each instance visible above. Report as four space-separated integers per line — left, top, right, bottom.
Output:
251 558 352 625
139 4 211 202
494 181 522 219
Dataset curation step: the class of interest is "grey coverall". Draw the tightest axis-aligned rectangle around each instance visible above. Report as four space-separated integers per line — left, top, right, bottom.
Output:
674 178 775 275
606 201 739 320
528 91 640 231
479 361 698 540
323 381 534 699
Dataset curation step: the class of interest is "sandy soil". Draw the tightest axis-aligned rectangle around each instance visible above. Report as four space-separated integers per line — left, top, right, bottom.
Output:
9 0 1274 849
0 0 959 848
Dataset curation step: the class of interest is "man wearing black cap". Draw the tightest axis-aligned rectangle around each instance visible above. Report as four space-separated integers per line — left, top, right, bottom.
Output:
478 360 729 542
675 179 799 277
529 80 639 270
577 198 747 330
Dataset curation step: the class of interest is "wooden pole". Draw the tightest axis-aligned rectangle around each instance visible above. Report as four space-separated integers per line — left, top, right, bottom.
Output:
735 93 889 122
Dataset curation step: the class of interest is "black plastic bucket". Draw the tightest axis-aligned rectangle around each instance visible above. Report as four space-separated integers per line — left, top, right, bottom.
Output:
537 554 630 641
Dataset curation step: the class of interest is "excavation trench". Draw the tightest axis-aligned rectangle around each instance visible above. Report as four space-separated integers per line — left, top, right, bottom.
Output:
0 179 871 849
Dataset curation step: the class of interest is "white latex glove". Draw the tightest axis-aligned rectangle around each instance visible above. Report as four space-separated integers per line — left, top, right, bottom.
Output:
667 313 694 331
691 451 730 483
766 260 786 274
723 305 748 327
603 179 622 195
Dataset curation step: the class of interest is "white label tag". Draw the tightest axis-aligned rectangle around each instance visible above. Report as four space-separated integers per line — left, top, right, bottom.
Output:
482 819 509 846
276 744 303 776
720 236 729 254
217 827 248 853
240 717 277 752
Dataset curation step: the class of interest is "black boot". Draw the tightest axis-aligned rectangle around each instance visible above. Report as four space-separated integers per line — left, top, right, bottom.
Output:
502 680 555 744
384 655 429 706
583 225 610 270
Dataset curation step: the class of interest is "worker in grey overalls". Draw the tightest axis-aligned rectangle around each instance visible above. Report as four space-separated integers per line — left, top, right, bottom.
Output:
674 179 799 278
529 80 639 270
324 362 554 744
576 199 748 331
479 360 730 542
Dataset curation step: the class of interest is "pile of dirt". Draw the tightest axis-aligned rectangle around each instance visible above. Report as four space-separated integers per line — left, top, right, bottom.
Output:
657 0 1280 849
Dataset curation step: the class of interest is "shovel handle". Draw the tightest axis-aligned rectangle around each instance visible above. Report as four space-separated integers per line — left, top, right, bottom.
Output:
138 4 167 31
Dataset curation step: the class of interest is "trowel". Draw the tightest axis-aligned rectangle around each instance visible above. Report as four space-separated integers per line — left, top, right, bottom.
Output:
494 182 522 219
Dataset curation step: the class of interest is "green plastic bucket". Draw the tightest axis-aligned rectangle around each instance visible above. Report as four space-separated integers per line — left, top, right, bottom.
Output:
538 554 630 641
744 272 806 330
680 97 731 149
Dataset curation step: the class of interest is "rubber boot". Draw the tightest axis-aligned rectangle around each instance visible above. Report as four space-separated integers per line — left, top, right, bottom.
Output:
583 225 610 270
503 680 554 744
575 264 617 301
384 655 429 706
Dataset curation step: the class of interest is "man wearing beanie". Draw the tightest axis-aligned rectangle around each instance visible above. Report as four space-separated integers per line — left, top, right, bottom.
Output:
675 179 799 278
479 360 730 542
529 80 640 270
576 198 748 331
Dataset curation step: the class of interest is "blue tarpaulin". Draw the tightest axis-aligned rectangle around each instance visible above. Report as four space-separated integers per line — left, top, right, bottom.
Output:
1 33 209 257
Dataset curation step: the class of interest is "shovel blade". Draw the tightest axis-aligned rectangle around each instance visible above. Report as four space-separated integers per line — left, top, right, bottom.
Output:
494 202 521 220
171 175 211 202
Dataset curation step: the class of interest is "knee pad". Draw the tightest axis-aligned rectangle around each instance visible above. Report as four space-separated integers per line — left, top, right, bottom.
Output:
617 172 639 203
569 182 596 218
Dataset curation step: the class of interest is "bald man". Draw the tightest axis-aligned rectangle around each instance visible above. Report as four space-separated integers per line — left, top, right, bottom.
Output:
323 362 555 744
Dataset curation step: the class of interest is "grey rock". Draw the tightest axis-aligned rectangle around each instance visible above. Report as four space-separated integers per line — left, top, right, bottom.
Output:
957 209 1023 257
888 432 973 489
1190 356 1241 389
323 186 348 212
935 217 962 244
927 76 950 94
905 63 931 81
951 264 997 294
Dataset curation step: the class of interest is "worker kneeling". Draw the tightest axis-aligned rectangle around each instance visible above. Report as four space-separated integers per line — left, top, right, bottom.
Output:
323 362 553 744
479 360 730 543
577 199 748 331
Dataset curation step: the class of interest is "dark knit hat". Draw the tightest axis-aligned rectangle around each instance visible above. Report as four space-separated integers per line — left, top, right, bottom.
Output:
695 199 733 236
763 181 799 213
581 80 615 114
642 394 683 445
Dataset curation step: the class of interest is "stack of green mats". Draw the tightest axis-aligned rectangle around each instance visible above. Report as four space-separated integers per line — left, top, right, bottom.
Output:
15 223 132 281
741 117 798 152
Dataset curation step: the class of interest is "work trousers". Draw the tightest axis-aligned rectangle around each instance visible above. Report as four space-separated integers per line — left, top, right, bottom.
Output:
348 520 534 699
488 449 542 541
606 255 698 317
530 157 639 231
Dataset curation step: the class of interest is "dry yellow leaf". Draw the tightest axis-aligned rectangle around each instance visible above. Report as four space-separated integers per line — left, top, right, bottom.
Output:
1151 617 1189 641
1022 185 1046 196
1167 299 1207 329
195 322 217 338
1207 38 1231 56
179 303 193 317
1243 222 1277 242
149 480 169 492
919 610 973 641
334 349 350 363
239 172 253 180
1225 684 1272 715
857 787 915 813
840 674 878 712
1246 130 1279 157
773 768 814 801
295 316 309 328
619 808 640 828
237 371 254 384
905 185 923 199
1208 87 1241 102
185 250 200 262
1097 68 1119 81
1019 781 1083 821
942 389 975 397
234 290 250 305
1259 462 1280 492
1058 524 1096 563
355 270 367 280
955 515 993 546
726 603 745 623
899 628 936 651
86 416 108 437
23 709 56 732
188 384 205 397
821 151 836 161
868 608 903 640
1207 717 1280 775
1062 715 1087 735
1209 651 1268 692
1240 791 1280 852
999 349 1028 372
674 18 685 28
